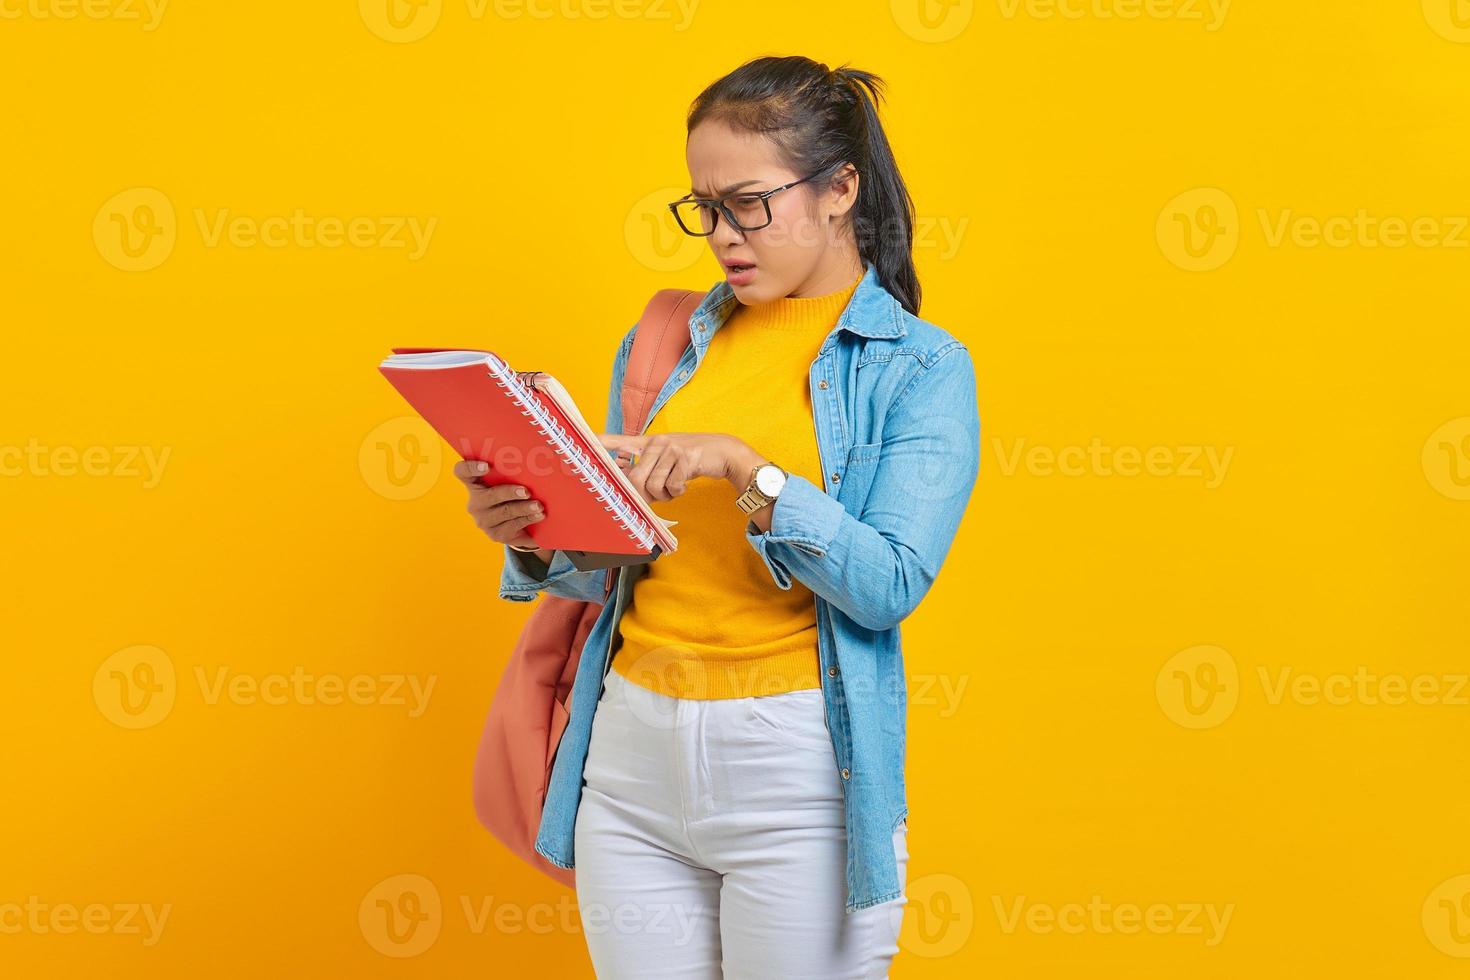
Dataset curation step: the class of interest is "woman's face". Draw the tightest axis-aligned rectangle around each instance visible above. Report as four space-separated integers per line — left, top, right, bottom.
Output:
683 118 857 304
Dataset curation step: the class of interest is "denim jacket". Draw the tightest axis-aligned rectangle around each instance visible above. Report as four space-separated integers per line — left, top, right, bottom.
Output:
497 260 980 913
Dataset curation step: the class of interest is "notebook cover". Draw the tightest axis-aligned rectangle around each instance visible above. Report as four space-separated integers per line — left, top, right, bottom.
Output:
379 352 655 556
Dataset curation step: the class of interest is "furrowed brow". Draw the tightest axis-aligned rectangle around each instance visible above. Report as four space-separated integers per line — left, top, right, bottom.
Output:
690 179 763 198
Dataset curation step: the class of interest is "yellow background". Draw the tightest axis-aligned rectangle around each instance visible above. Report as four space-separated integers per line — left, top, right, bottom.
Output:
3 1 1469 976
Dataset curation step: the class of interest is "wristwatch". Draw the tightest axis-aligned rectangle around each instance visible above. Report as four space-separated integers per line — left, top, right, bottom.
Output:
735 462 788 515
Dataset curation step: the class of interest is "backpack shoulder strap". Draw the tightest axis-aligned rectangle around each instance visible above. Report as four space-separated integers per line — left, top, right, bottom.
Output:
621 288 705 437
601 288 704 597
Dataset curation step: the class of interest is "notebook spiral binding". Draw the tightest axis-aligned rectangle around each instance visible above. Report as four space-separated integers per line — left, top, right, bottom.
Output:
486 357 656 552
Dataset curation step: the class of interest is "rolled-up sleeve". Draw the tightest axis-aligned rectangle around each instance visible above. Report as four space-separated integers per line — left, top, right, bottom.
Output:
743 343 980 631
498 545 610 604
742 474 842 589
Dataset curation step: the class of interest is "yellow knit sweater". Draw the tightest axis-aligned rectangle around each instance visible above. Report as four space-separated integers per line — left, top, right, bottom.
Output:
610 271 863 699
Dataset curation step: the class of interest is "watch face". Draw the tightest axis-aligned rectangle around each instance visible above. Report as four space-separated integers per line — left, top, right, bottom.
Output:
754 464 786 497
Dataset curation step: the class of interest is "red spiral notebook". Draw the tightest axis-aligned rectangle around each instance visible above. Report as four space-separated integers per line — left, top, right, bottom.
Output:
378 348 678 570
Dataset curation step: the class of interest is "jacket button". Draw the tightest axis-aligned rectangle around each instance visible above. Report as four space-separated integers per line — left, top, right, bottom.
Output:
830 472 840 483
827 665 838 677
840 768 851 780
817 379 828 389
678 370 688 380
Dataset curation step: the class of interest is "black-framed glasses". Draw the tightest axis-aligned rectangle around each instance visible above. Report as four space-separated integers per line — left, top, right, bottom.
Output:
667 172 825 237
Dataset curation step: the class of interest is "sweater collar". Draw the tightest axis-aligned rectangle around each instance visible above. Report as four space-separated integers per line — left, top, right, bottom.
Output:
689 260 908 345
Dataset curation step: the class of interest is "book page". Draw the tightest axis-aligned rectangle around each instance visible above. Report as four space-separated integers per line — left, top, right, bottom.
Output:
524 373 679 542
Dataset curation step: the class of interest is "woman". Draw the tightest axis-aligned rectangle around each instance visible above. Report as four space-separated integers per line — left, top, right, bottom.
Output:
459 55 979 979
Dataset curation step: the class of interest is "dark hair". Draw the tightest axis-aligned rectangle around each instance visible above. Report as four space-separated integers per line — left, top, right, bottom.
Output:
686 55 921 316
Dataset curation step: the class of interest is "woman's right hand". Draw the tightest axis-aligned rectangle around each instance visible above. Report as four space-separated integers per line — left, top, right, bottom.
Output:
453 460 549 556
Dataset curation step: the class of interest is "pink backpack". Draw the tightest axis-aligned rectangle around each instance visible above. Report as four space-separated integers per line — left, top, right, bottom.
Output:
471 287 706 886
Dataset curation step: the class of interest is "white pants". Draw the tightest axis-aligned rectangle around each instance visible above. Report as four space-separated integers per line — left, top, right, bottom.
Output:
573 666 908 979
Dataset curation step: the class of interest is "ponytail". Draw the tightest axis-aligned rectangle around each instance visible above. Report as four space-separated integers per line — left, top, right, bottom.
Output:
829 66 920 315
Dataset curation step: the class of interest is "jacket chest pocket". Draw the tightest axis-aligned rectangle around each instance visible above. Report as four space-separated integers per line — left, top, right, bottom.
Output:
836 441 882 514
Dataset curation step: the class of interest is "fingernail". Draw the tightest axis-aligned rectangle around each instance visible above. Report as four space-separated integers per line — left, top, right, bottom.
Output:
517 487 528 497
476 462 488 473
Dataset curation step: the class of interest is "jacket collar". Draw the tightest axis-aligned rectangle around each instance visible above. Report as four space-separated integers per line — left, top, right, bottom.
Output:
689 260 907 344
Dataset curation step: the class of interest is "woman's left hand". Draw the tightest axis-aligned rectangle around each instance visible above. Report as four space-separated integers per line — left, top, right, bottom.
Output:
596 432 754 502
